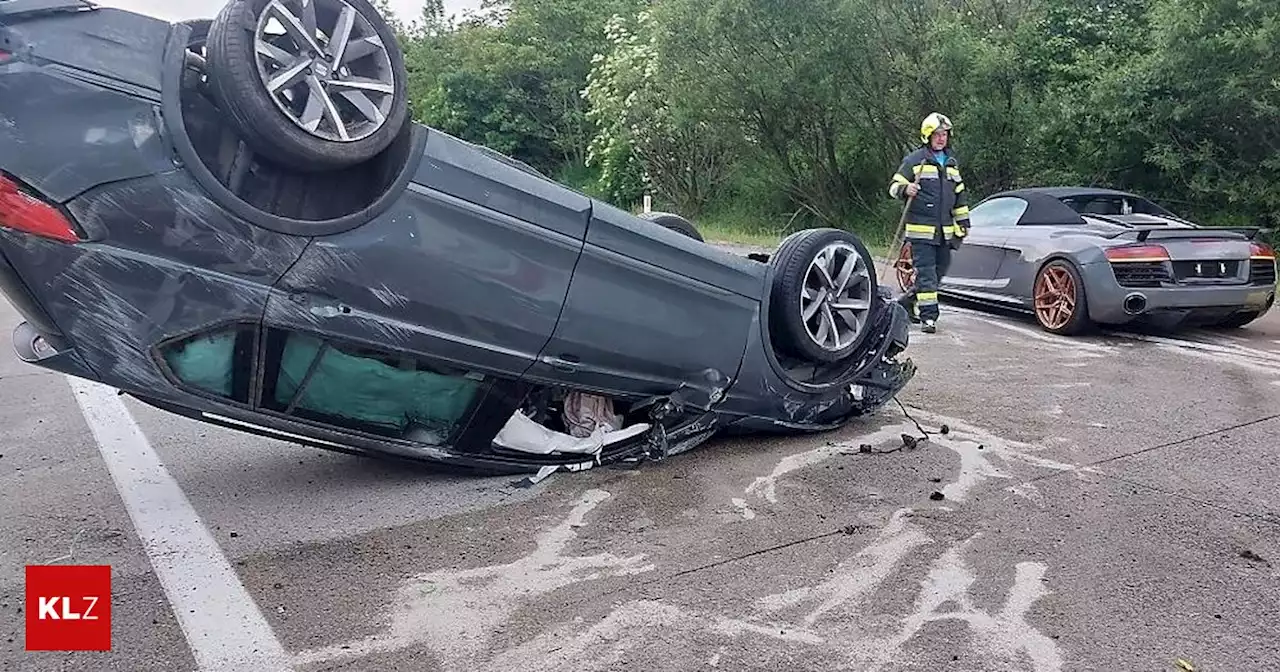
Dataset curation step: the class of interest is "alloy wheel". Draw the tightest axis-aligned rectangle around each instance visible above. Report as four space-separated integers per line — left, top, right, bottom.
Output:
253 0 396 143
1034 265 1076 330
895 242 915 291
799 242 874 352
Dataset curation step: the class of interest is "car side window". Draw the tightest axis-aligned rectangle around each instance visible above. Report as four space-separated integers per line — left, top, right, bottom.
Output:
969 197 1028 228
157 323 257 404
1064 196 1123 215
259 329 488 446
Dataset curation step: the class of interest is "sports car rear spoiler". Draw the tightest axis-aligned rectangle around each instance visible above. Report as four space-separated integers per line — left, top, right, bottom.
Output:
0 0 93 19
1108 227 1264 242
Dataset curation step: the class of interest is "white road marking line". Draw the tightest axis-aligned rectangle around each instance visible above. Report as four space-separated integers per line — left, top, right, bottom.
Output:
68 377 291 672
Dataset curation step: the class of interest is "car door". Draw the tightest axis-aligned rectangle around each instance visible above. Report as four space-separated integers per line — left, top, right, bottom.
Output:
940 196 1026 301
522 200 761 400
259 130 590 453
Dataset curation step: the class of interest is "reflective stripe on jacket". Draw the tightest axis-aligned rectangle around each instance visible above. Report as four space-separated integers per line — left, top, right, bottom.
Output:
888 148 971 241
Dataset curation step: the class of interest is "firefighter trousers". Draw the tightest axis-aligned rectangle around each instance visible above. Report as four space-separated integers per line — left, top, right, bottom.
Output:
900 239 951 322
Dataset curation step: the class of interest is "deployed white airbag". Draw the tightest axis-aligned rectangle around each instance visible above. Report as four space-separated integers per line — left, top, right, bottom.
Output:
494 411 650 455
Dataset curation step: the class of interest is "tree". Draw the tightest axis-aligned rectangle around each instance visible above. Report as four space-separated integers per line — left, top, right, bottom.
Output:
380 0 1280 237
583 11 738 213
1132 0 1280 225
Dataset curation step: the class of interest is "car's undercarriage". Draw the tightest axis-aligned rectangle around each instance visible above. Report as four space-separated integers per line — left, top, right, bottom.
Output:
0 0 917 474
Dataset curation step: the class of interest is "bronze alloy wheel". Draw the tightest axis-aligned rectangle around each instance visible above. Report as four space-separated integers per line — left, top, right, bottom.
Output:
895 242 915 291
1034 262 1083 333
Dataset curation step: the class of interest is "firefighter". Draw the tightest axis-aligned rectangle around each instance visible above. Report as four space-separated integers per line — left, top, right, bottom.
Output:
887 112 970 333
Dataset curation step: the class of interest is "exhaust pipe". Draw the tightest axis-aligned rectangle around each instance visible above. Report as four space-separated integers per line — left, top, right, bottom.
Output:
1123 292 1148 315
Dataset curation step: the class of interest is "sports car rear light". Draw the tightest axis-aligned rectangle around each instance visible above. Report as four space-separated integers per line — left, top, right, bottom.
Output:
1105 244 1169 262
0 174 81 243
1249 241 1275 259
0 50 10 62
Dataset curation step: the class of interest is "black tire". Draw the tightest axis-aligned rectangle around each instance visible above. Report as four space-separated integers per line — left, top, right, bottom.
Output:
1033 259 1092 335
639 211 704 242
204 0 410 172
768 228 879 363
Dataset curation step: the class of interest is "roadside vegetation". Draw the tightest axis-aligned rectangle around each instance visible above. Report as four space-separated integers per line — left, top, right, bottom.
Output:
375 0 1280 249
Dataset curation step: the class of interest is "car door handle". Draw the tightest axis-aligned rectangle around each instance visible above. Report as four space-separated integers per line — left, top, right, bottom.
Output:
545 355 579 373
292 293 353 317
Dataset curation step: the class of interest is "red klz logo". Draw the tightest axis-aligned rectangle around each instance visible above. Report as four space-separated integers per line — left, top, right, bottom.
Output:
25 565 112 651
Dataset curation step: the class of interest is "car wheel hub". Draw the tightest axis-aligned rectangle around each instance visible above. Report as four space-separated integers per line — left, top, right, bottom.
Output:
253 0 396 143
800 242 873 352
895 243 915 290
1035 266 1076 329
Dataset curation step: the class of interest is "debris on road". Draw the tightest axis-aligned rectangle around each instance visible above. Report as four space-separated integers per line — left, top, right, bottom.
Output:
1239 549 1270 566
513 465 562 489
929 491 946 501
842 432 930 456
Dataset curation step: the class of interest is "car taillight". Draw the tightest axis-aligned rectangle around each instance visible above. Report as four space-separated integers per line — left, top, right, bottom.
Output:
0 50 10 62
0 174 82 243
1249 241 1275 260
1105 244 1169 262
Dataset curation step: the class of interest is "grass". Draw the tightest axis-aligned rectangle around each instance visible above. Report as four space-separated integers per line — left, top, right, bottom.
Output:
699 222 787 249
699 218 892 260
628 193 897 259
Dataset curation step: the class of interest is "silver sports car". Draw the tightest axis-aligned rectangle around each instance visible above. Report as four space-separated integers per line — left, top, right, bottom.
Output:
894 187 1278 334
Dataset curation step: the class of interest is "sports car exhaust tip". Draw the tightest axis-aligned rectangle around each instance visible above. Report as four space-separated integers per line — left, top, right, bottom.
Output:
1123 292 1148 315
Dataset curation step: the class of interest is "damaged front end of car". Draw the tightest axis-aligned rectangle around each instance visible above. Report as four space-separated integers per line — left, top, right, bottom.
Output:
710 277 916 437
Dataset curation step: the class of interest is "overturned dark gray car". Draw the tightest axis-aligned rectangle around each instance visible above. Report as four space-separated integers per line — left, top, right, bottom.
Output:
0 0 915 473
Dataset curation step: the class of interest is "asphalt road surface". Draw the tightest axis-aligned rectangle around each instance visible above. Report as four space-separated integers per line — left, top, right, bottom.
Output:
3 274 1280 671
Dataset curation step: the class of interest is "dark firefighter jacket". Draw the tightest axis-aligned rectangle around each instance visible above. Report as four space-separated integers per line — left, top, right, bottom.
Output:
887 147 971 242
